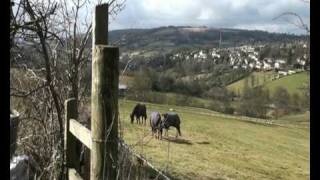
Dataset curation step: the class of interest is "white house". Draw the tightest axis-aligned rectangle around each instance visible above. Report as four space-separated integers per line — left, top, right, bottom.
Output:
276 59 286 64
242 64 248 69
249 63 255 68
297 58 306 65
264 58 273 63
263 62 272 70
211 52 220 58
193 54 198 59
278 71 288 76
288 70 296 75
199 51 207 59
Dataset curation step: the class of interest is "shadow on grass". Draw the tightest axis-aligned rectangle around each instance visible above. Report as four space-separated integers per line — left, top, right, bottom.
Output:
196 141 210 145
244 120 277 127
161 136 193 145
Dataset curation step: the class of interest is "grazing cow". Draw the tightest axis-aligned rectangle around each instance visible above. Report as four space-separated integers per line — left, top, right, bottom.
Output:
149 112 162 139
130 103 147 125
160 112 181 138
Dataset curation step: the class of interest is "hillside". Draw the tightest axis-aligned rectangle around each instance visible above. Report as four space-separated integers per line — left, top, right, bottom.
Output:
119 100 309 180
262 71 309 96
109 26 305 52
226 71 277 95
227 71 309 96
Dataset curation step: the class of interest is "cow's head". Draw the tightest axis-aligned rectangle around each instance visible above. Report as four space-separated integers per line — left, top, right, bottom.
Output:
162 113 168 119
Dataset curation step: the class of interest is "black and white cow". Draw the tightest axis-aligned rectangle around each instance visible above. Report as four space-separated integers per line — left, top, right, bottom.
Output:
160 112 181 138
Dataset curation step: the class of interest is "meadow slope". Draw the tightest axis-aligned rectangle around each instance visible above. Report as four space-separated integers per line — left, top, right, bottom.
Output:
227 71 309 96
119 100 309 180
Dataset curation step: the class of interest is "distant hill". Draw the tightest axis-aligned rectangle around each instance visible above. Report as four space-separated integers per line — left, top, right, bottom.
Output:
109 26 306 52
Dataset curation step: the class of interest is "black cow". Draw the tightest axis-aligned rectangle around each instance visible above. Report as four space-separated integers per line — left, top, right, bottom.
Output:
150 112 162 139
160 112 181 138
130 103 147 125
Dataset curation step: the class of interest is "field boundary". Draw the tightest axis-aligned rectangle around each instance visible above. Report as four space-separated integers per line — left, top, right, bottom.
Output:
194 111 309 129
122 99 309 129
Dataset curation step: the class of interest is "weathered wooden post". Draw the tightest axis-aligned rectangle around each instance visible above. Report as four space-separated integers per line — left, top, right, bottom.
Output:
64 98 80 178
92 3 108 47
10 109 20 160
91 3 119 180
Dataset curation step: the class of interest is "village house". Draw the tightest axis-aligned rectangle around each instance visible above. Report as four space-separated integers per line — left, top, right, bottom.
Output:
198 50 207 59
119 84 128 97
249 62 255 69
288 70 296 75
278 71 288 76
263 62 272 71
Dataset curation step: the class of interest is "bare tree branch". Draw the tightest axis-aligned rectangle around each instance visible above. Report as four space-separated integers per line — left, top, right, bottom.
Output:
273 12 309 33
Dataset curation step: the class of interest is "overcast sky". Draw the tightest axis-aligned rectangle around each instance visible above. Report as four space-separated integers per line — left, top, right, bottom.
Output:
108 0 309 35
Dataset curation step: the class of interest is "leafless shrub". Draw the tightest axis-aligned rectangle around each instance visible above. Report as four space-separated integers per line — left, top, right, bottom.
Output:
10 0 126 179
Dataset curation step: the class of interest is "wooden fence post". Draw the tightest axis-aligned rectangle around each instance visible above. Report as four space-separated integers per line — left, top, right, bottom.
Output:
64 98 80 178
91 3 119 180
10 109 20 160
92 3 108 47
91 45 119 180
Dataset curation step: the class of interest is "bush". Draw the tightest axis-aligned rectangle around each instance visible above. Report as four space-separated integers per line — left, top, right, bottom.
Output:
224 107 235 115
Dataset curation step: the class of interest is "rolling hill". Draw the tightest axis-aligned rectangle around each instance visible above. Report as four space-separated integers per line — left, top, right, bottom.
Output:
262 71 309 96
226 71 277 95
109 26 306 52
227 71 309 96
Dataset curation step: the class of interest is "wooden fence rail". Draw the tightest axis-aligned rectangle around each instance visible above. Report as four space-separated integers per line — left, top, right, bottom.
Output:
69 119 92 150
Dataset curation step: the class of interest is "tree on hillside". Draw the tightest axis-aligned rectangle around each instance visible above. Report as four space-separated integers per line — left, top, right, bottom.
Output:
291 92 302 112
131 68 152 92
240 86 270 118
273 87 291 118
273 87 290 109
287 49 294 65
301 81 310 110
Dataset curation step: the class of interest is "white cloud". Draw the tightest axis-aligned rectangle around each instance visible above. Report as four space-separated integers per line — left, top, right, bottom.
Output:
109 0 309 34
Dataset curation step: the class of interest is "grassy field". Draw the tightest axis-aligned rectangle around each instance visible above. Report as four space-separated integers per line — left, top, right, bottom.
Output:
227 71 309 97
227 71 276 95
262 72 309 96
119 100 310 180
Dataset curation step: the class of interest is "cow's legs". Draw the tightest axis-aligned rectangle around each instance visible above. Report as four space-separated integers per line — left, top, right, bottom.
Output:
176 126 181 138
158 129 162 140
